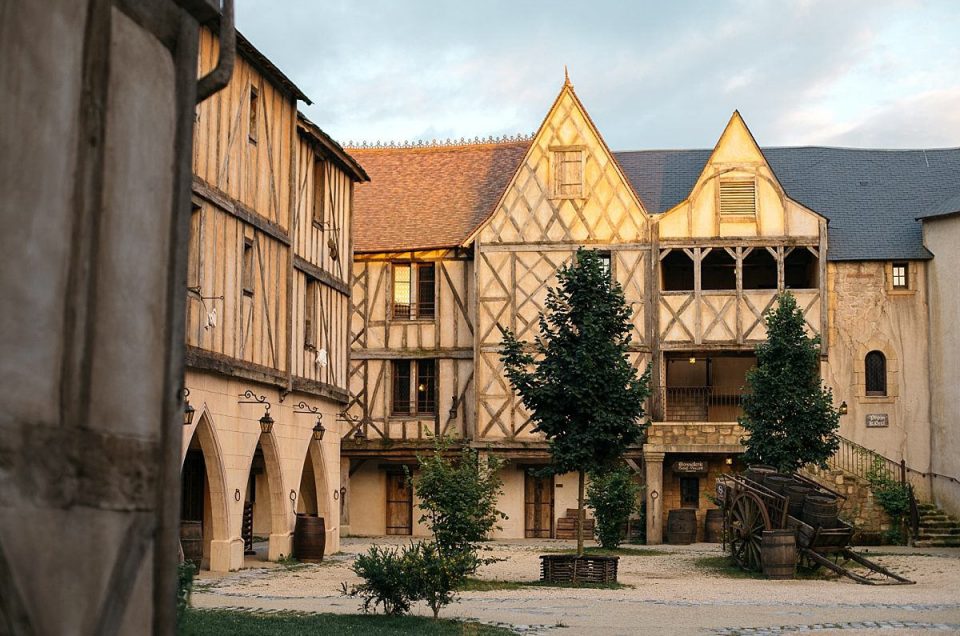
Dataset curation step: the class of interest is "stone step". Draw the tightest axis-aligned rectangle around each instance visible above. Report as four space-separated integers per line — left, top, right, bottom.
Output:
920 514 958 524
918 528 960 538
919 520 960 529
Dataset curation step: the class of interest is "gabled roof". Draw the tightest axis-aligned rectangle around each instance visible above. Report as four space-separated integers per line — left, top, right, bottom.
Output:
348 141 530 253
616 146 960 260
917 190 960 221
297 113 369 183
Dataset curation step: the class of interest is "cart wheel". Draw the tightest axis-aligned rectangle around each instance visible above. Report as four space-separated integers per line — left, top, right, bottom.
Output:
727 492 771 572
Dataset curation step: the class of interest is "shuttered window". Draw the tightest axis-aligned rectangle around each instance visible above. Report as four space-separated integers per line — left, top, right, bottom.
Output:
417 263 435 319
719 180 756 216
304 278 317 348
553 150 583 197
242 238 254 296
313 159 327 228
392 262 435 320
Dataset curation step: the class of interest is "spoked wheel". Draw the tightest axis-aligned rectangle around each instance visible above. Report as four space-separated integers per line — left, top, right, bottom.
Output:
726 492 772 572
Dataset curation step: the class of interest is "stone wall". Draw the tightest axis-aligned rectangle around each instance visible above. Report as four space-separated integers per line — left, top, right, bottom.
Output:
645 422 746 448
803 466 895 544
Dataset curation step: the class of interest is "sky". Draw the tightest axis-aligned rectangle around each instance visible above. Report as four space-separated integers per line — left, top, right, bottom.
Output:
235 0 960 150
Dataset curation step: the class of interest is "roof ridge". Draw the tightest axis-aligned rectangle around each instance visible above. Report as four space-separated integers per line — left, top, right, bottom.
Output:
614 145 960 154
344 133 534 150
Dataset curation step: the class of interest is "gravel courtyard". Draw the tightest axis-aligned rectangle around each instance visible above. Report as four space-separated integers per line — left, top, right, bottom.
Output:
191 538 960 635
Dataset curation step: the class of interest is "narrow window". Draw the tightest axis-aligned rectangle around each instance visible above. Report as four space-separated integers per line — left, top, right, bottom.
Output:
553 149 583 197
416 359 437 414
304 278 317 348
865 351 887 396
416 263 436 319
392 360 412 414
187 204 202 289
719 180 756 216
242 238 254 296
313 158 326 228
892 262 908 289
680 476 700 508
248 86 259 143
598 252 612 279
392 264 412 319
661 250 695 291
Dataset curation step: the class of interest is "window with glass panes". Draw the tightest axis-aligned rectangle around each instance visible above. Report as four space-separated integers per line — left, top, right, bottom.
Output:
892 262 908 289
392 262 435 319
392 359 436 415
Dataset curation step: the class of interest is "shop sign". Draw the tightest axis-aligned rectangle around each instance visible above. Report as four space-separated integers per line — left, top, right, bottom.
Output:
673 460 707 474
866 413 889 428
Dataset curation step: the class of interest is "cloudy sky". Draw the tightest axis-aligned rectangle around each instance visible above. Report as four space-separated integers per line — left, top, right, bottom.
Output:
236 0 960 150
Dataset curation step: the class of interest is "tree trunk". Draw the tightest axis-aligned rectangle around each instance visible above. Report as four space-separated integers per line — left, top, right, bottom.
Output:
577 469 585 557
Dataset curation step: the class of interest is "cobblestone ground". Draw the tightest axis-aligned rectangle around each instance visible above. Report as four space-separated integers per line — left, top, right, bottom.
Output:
191 538 960 635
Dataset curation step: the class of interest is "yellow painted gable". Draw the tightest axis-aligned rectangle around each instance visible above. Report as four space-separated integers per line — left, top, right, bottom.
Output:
658 111 821 239
473 82 648 245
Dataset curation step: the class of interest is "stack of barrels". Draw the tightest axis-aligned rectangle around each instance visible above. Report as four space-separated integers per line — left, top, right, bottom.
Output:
745 466 840 528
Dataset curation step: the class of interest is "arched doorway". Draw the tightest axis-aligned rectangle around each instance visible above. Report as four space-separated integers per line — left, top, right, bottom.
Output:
246 431 288 561
180 412 230 570
296 441 331 520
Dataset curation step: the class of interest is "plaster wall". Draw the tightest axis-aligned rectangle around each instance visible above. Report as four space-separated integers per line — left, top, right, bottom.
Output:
823 261 931 494
183 370 343 570
923 216 960 516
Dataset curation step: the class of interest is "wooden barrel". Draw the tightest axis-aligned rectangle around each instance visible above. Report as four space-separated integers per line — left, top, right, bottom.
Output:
744 465 777 484
802 495 838 529
293 513 326 562
180 521 203 569
764 474 795 495
761 530 796 579
784 483 813 518
704 508 724 543
666 508 698 545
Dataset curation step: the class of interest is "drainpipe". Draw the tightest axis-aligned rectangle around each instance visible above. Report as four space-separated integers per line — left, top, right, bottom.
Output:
196 0 235 104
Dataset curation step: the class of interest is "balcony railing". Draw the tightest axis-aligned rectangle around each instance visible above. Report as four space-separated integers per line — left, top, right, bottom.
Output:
648 385 744 422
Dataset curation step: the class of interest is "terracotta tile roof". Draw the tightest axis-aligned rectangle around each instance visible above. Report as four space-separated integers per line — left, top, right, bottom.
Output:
349 141 530 252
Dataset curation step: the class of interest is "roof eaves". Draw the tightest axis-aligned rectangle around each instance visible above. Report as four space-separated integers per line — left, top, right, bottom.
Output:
230 29 311 104
297 113 370 182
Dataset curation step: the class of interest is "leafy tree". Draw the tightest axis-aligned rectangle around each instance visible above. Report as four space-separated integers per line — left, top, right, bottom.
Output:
500 248 650 556
739 292 840 473
587 465 642 549
410 437 506 564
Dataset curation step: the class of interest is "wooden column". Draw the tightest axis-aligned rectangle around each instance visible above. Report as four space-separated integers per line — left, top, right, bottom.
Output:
644 451 666 545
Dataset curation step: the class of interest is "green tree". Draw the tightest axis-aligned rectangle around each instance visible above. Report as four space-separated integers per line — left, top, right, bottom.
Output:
739 292 840 473
410 437 506 565
500 248 650 556
587 465 642 549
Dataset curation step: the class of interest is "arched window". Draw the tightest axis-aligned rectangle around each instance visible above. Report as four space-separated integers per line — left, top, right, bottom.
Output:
865 351 887 396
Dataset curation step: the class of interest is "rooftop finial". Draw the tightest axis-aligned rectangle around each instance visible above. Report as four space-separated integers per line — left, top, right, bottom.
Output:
564 65 571 87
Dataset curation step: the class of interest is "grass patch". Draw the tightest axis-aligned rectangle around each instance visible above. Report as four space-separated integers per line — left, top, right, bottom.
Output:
541 546 669 557
458 577 630 591
180 608 513 635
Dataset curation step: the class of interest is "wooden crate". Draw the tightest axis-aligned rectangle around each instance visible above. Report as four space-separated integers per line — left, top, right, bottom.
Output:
540 555 618 584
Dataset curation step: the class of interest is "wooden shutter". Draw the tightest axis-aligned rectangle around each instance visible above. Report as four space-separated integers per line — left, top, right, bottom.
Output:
719 180 756 216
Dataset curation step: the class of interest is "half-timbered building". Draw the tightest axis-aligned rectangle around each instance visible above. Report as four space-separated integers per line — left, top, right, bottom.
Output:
182 27 367 571
345 76 960 542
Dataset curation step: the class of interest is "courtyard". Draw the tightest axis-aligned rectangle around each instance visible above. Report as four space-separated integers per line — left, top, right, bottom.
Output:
190 538 960 635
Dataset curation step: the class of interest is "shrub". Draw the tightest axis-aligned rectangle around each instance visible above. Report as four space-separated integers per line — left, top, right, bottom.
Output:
411 437 506 566
177 561 197 626
587 465 641 549
405 541 473 619
866 458 911 544
341 545 417 615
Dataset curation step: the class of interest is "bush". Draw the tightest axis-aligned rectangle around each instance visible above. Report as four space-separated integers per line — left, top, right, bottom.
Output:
341 545 418 615
866 458 911 544
587 465 641 549
177 561 197 626
411 437 506 565
342 541 472 619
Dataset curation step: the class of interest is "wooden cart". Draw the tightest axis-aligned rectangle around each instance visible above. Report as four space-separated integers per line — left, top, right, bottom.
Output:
716 472 914 585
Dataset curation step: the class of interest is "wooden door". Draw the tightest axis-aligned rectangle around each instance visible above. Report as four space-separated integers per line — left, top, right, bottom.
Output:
386 472 412 535
524 472 554 538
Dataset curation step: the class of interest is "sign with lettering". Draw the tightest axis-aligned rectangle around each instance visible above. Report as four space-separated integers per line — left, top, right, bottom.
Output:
673 460 707 474
866 413 889 428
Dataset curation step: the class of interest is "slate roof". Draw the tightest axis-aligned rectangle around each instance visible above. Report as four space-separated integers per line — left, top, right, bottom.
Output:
916 190 960 220
616 147 960 261
349 141 530 252
349 141 960 260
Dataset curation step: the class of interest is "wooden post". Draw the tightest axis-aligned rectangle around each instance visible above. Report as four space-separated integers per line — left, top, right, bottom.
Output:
577 469 586 557
644 452 665 544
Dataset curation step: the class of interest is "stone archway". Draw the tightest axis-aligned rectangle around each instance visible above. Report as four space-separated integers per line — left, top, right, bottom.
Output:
181 409 231 571
251 431 290 560
297 441 331 520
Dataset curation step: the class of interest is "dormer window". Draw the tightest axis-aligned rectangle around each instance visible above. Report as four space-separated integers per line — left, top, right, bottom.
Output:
552 148 583 198
719 179 756 216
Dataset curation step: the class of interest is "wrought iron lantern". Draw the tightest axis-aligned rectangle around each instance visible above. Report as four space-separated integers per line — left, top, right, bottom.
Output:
312 418 326 442
239 389 273 434
838 401 848 416
294 401 325 442
182 388 195 427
